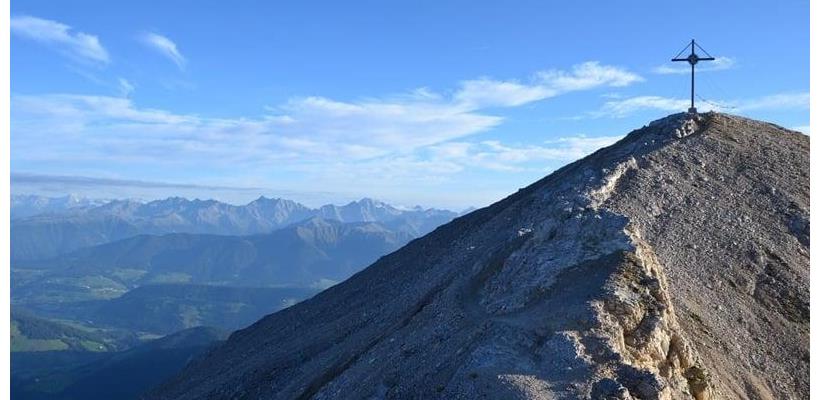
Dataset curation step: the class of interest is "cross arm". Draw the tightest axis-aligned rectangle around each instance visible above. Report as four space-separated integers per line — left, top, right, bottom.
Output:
671 56 716 62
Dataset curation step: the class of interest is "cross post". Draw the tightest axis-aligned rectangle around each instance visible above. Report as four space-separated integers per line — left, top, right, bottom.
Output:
671 39 715 114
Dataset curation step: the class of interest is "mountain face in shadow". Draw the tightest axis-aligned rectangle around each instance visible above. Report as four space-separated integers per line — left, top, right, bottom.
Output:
38 284 318 335
12 326 228 400
15 218 413 293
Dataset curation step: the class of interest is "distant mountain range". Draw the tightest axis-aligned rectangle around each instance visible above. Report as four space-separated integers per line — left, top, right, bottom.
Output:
11 195 459 261
11 194 108 220
9 194 462 400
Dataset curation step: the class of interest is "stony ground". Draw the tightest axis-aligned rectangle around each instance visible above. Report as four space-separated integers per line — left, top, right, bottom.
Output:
148 112 809 400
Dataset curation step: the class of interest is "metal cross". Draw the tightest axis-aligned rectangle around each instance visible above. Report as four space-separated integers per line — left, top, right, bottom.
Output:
672 39 715 114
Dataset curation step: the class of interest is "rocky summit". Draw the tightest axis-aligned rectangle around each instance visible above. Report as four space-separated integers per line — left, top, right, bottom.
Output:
148 112 809 400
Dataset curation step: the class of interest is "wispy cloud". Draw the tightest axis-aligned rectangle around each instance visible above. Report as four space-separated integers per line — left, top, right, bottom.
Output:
454 61 642 109
593 96 692 118
10 15 109 64
11 172 262 191
11 93 499 165
274 96 501 153
425 135 624 172
791 125 809 134
139 32 186 70
11 91 629 207
12 62 640 167
588 91 809 118
735 92 810 111
117 78 135 97
454 79 551 108
538 61 643 91
8 62 643 207
263 133 625 203
652 56 736 75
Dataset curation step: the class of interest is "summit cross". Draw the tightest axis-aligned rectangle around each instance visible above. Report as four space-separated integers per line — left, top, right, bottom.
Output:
671 39 716 114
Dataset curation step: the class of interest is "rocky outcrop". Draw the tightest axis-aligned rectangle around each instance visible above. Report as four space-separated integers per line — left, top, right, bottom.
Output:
148 113 809 399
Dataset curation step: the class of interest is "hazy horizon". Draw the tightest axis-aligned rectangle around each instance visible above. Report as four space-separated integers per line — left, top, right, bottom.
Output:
10 181 476 211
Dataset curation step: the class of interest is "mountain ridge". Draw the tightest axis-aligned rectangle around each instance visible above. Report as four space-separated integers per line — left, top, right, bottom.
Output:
11 196 459 261
149 112 809 399
11 194 109 219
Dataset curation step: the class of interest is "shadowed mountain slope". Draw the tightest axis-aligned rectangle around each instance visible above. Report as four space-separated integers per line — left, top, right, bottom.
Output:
12 326 228 400
80 284 316 335
149 113 809 400
15 218 414 291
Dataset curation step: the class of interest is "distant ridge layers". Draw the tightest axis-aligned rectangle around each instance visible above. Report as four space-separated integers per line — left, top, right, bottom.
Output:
151 112 807 399
11 196 459 261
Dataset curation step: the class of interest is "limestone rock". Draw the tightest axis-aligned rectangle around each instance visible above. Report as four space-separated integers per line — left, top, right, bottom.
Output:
148 113 809 400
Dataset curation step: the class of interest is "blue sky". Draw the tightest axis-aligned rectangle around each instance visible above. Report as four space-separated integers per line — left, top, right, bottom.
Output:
10 0 809 209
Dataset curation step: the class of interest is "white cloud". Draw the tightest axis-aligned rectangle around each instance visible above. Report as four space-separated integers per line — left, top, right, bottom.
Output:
272 133 626 204
139 32 186 70
426 135 624 172
600 92 625 99
735 92 810 111
7 62 644 207
12 60 639 163
14 62 639 165
454 61 643 109
11 94 627 207
588 91 808 118
550 135 625 153
118 78 135 97
13 94 193 126
12 85 806 183
538 61 643 91
594 96 694 118
652 56 736 75
792 125 809 134
276 96 501 151
455 79 553 109
11 93 502 166
10 15 109 64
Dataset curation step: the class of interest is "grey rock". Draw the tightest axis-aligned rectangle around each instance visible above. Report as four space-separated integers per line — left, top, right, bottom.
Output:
148 113 809 400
